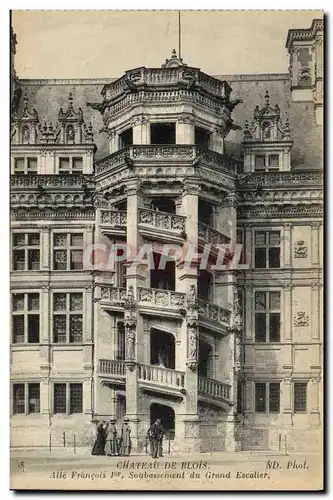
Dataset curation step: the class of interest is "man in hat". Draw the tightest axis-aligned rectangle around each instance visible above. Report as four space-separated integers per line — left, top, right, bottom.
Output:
104 417 118 456
147 419 164 459
119 416 131 456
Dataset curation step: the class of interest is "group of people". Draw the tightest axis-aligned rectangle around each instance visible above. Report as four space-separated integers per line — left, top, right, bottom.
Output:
91 417 165 458
91 417 131 457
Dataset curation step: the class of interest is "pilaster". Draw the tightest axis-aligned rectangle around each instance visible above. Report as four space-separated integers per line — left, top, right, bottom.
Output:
311 282 320 341
283 284 292 342
283 223 292 268
41 226 50 270
132 116 149 144
311 222 320 267
176 114 194 144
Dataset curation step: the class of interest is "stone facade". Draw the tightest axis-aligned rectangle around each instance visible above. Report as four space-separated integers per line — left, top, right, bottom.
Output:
10 20 323 453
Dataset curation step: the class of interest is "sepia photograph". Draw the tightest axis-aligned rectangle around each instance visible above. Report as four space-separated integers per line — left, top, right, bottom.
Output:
9 9 323 491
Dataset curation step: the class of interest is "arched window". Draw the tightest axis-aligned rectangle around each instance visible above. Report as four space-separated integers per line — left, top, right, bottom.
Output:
66 124 75 144
21 125 30 144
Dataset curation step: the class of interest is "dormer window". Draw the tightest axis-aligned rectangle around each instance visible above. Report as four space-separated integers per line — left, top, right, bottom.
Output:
255 154 280 172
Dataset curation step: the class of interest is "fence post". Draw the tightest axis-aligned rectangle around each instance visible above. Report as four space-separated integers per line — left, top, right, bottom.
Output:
73 434 76 455
49 433 51 452
63 432 66 447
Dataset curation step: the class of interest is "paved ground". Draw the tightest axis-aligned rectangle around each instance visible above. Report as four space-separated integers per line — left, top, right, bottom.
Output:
10 448 323 491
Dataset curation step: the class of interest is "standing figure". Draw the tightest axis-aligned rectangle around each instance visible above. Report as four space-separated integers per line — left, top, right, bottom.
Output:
119 416 131 456
104 418 118 456
91 420 106 456
147 419 164 459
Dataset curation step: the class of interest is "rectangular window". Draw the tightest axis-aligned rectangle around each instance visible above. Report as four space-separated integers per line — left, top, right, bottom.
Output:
255 231 280 268
59 158 70 175
255 382 280 413
27 158 38 172
119 128 133 149
12 233 40 271
150 123 176 145
195 127 210 149
14 158 25 175
72 157 83 174
53 383 83 415
53 233 83 271
254 154 280 172
268 154 279 170
12 383 40 414
116 322 125 360
53 292 83 343
255 155 265 171
255 383 266 413
54 384 67 414
294 382 307 413
13 384 25 414
255 291 280 342
12 293 40 344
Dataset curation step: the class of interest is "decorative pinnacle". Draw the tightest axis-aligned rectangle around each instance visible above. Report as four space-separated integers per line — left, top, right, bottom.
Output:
67 92 73 109
171 48 177 58
264 90 270 107
23 94 28 111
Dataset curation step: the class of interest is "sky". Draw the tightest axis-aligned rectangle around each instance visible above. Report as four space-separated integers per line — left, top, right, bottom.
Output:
12 10 322 80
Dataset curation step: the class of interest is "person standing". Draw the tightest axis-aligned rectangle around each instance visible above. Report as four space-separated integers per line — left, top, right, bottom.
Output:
104 418 118 456
91 420 106 456
147 419 163 459
119 416 131 456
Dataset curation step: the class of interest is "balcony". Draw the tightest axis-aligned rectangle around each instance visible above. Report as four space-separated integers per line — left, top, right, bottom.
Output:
99 209 127 237
198 221 230 246
198 299 231 333
138 287 185 317
100 286 126 311
99 359 126 385
138 363 185 396
198 376 232 404
95 145 239 178
138 208 185 243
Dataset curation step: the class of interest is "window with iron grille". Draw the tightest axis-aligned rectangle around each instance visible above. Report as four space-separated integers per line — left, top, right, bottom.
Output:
12 233 40 271
53 233 83 270
293 382 307 413
255 382 280 413
53 383 83 414
254 154 280 172
53 292 83 343
254 231 280 268
255 291 280 342
12 293 40 343
12 383 40 414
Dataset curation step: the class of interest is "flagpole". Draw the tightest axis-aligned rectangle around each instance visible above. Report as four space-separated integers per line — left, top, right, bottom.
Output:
178 10 181 59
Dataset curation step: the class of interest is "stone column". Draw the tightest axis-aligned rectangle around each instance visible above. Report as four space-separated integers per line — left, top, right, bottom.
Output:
283 223 292 267
83 376 93 416
40 377 50 416
218 192 238 243
282 377 292 426
107 128 118 154
176 115 194 144
132 116 149 144
210 128 224 154
41 226 50 271
311 223 320 267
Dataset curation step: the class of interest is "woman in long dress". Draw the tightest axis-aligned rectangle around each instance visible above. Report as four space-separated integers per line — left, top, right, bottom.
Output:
119 417 131 456
104 418 118 456
91 420 106 456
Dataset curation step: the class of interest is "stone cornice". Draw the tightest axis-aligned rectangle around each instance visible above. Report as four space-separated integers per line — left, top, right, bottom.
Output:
238 204 323 219
286 18 324 52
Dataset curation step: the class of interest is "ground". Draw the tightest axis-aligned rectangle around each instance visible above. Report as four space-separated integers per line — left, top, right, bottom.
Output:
10 448 323 491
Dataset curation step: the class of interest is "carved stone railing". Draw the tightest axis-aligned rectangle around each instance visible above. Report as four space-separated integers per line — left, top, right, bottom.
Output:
11 209 95 220
95 145 239 176
100 209 127 227
237 170 323 188
10 174 94 189
100 286 127 303
102 66 231 102
198 376 231 401
139 208 185 232
198 299 231 328
198 221 230 245
99 359 126 377
138 363 185 390
138 287 185 309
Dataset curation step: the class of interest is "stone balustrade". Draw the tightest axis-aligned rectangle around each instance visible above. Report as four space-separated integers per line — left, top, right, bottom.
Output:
139 208 185 232
198 376 231 401
10 174 95 189
198 221 230 245
100 209 127 227
198 299 231 327
138 363 185 389
100 286 127 303
95 145 238 176
238 170 323 188
138 287 185 309
99 359 126 377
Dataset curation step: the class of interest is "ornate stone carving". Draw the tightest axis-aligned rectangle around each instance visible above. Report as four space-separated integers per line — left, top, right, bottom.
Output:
198 221 230 245
294 240 308 258
198 299 231 327
187 321 198 371
293 311 309 327
187 285 197 310
125 324 136 360
124 285 136 311
100 209 127 226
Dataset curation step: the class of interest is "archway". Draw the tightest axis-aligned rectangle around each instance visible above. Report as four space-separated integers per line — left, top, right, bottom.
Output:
150 402 175 438
150 329 175 369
